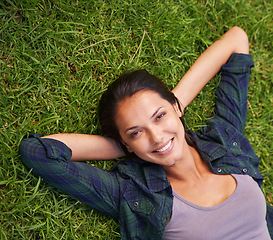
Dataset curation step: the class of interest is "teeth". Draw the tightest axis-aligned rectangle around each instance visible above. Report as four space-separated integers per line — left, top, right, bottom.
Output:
156 140 172 152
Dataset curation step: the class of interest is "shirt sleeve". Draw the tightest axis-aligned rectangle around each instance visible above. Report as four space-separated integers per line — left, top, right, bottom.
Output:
213 53 254 133
192 53 263 183
19 133 120 219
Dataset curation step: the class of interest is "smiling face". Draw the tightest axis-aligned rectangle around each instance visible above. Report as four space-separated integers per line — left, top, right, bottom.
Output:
115 90 187 167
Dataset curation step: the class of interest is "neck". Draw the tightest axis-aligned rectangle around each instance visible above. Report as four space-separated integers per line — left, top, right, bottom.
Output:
162 144 211 183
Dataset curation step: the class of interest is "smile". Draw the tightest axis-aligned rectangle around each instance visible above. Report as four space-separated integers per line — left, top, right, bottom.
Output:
154 139 173 153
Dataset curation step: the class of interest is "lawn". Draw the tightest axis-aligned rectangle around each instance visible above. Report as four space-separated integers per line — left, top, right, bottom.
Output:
1 0 272 239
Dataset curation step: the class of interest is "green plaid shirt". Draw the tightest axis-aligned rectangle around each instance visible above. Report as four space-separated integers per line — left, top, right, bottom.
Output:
19 53 273 239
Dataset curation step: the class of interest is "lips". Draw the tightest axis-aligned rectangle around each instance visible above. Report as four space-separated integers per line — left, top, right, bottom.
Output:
153 139 173 153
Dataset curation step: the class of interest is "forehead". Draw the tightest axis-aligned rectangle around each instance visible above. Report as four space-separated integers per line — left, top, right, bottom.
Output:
115 90 171 128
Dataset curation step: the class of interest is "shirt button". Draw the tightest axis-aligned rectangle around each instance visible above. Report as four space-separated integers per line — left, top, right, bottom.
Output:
242 168 248 174
134 202 139 207
232 142 238 146
217 168 222 173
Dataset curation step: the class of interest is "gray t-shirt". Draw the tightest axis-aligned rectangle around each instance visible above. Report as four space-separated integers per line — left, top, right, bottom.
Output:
163 174 270 240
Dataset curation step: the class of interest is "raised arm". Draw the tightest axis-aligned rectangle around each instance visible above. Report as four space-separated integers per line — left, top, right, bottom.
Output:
172 26 249 110
42 134 125 161
42 27 249 162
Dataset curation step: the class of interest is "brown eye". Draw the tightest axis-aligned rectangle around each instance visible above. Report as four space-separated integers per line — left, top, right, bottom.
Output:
130 130 141 138
156 113 165 121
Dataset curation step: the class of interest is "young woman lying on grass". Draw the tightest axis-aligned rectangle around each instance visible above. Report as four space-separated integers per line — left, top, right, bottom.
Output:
19 26 273 240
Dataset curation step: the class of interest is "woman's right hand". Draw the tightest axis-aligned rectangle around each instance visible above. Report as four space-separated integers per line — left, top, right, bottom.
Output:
42 134 125 161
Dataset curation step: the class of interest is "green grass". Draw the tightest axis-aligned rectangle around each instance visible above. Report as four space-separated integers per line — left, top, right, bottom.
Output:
1 0 272 239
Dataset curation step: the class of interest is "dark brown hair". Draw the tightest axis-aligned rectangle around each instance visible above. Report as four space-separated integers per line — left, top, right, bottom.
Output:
98 69 196 162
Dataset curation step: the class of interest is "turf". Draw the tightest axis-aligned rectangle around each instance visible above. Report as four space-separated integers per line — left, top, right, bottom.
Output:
1 0 272 239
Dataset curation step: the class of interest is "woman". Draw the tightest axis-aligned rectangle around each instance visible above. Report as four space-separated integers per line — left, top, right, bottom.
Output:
19 26 273 239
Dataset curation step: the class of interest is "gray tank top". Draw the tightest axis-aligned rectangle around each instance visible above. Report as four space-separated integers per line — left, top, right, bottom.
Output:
162 174 270 240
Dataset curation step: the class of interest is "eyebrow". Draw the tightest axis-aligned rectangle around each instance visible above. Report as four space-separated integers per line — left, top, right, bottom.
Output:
125 107 162 133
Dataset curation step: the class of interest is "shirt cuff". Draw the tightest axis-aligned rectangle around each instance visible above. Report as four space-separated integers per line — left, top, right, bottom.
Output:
21 133 72 162
221 53 254 74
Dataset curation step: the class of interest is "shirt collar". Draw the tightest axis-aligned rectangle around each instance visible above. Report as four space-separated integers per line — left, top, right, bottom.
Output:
115 159 171 192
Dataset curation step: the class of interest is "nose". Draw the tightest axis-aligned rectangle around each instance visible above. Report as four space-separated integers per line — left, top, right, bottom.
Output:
148 125 163 144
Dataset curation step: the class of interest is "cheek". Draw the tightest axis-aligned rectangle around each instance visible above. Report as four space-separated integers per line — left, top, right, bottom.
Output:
121 135 147 154
168 118 186 142
166 114 184 132
123 136 153 158
128 139 150 153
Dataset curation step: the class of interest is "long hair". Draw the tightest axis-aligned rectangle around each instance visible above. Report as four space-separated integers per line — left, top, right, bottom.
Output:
98 69 196 162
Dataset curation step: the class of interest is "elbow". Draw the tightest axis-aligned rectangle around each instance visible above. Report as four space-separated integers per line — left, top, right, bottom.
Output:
19 134 72 176
19 136 43 172
230 26 249 54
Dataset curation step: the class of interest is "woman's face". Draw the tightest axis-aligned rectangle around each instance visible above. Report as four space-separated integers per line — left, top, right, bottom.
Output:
115 90 186 166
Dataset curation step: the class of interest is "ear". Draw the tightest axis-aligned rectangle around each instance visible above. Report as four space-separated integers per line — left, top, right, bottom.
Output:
173 102 182 117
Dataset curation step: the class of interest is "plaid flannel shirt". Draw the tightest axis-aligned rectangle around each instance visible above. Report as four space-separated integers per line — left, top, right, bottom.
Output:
19 53 273 239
